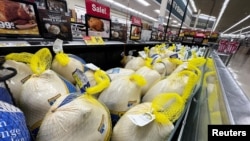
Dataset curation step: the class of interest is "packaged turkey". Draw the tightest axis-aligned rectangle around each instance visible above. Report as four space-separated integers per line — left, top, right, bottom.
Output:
135 66 161 96
112 93 185 141
0 100 32 141
3 54 33 105
36 94 112 141
98 74 146 125
106 67 135 81
142 70 198 102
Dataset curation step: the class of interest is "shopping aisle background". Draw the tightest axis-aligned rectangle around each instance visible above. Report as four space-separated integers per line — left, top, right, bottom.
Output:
227 46 250 100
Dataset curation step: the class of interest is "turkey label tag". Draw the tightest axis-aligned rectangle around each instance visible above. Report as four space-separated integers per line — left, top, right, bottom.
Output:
53 39 64 53
72 68 90 93
127 112 155 127
85 63 100 71
138 51 147 59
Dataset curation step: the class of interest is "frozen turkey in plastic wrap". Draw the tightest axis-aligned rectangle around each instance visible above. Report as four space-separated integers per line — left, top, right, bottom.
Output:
0 100 31 141
19 69 71 130
98 74 146 125
52 53 86 84
135 66 161 96
112 93 185 141
125 57 145 71
3 60 33 105
106 67 135 81
161 58 177 76
36 94 112 141
142 70 198 102
152 62 167 77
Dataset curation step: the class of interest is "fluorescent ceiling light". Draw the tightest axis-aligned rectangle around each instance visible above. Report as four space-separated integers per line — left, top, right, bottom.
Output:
189 0 197 13
103 0 157 22
135 0 150 7
230 26 250 34
166 16 172 19
241 30 250 35
213 0 230 32
154 9 160 14
172 20 178 23
198 14 216 20
222 15 250 33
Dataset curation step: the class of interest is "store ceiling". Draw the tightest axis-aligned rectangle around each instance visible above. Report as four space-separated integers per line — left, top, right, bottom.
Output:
98 0 250 35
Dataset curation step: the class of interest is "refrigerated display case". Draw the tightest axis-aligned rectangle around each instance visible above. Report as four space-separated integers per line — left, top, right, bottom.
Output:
0 41 249 141
176 50 250 141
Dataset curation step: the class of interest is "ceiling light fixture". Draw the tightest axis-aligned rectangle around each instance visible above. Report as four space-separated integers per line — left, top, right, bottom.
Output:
240 30 250 35
154 9 160 14
135 0 150 7
103 0 157 22
212 0 230 32
189 0 197 13
166 16 172 19
172 20 178 23
230 26 250 34
222 15 250 33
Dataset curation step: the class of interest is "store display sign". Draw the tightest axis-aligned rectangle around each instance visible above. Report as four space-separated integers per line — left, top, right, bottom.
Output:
85 14 111 39
131 16 142 26
71 22 86 39
0 0 40 37
111 22 127 41
156 0 185 20
190 16 215 29
85 0 110 19
38 9 72 40
130 25 141 40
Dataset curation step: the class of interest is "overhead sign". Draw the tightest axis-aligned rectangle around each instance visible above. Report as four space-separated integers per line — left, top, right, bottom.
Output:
131 16 142 26
156 0 186 20
85 0 110 19
190 16 215 29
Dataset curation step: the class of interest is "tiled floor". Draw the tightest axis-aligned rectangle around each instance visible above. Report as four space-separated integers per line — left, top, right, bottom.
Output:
227 46 250 100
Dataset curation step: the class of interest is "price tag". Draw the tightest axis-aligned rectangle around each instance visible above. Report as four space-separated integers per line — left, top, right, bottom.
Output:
72 69 90 93
85 63 100 71
53 39 63 53
170 53 178 58
138 51 147 59
83 36 104 45
94 36 104 45
127 112 155 127
0 21 15 29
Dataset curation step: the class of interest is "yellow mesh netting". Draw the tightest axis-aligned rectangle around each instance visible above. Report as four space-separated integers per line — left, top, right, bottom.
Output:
177 70 199 102
188 57 207 67
54 52 70 66
168 58 183 65
129 74 147 87
5 52 34 63
85 69 110 95
152 93 185 124
30 48 52 75
144 58 153 68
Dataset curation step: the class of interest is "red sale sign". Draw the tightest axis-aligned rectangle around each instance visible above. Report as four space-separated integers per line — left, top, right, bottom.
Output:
85 0 110 19
131 16 142 26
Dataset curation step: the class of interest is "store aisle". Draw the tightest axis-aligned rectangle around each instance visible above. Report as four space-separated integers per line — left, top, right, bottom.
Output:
227 46 250 100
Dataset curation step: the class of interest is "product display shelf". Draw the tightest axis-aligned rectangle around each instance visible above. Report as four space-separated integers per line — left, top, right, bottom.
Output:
0 40 218 141
177 50 250 141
